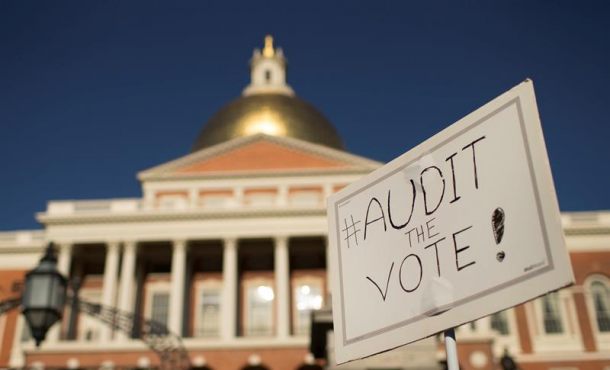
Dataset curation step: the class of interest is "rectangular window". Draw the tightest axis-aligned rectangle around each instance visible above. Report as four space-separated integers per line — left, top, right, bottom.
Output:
542 293 564 334
245 284 274 336
293 283 323 335
144 281 171 335
196 287 221 337
151 292 170 329
491 311 510 335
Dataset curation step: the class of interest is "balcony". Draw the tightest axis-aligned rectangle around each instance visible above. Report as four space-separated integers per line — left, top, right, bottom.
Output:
38 189 328 225
0 230 45 248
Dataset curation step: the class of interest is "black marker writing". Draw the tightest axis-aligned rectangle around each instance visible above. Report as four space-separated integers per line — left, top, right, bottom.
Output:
364 197 386 240
399 254 423 293
452 225 475 271
424 237 447 277
420 165 446 215
366 262 395 302
445 152 461 203
387 180 417 230
462 136 486 189
342 215 361 248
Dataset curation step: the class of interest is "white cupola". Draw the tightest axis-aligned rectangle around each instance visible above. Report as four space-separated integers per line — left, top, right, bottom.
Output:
242 35 295 96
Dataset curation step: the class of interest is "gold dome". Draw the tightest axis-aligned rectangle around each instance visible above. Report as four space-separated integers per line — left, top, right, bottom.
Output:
192 36 344 152
192 94 344 152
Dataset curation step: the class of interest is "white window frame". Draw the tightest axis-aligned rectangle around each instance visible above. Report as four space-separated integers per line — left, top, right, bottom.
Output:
540 292 565 335
529 289 583 352
584 274 610 350
291 275 325 336
242 277 275 337
144 280 171 330
193 278 223 338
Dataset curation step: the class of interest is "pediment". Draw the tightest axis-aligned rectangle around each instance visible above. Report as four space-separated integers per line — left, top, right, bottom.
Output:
138 134 381 180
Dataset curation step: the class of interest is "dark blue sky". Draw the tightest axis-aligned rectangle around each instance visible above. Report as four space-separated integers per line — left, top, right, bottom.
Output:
1 1 609 230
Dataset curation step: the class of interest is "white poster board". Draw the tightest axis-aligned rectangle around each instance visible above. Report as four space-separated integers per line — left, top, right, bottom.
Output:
327 80 574 364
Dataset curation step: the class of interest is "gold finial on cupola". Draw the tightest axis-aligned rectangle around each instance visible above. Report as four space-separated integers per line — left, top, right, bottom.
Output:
262 35 275 57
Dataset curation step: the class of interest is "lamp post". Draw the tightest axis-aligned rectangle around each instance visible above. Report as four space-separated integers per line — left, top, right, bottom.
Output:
4 242 189 369
21 242 67 346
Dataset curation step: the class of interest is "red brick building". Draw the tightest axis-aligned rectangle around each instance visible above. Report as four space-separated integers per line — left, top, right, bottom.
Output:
0 37 608 370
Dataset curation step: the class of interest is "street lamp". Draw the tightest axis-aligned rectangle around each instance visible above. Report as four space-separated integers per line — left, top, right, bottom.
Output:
0 242 189 369
21 242 67 346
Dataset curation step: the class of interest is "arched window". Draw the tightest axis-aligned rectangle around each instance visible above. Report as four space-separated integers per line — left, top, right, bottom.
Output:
591 280 610 332
264 69 272 83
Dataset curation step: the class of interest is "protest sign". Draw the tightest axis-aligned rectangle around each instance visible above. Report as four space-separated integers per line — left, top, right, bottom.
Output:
327 80 574 364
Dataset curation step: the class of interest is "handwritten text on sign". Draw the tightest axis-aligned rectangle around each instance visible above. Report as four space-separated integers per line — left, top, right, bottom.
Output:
328 81 573 364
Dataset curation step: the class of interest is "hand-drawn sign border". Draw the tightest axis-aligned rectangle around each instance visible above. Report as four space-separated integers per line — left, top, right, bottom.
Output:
334 96 554 346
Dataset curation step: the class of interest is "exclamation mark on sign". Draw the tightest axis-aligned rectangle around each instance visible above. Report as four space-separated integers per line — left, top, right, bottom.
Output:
492 207 506 262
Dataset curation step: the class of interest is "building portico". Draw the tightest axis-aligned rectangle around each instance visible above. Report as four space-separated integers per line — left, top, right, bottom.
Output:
0 36 608 370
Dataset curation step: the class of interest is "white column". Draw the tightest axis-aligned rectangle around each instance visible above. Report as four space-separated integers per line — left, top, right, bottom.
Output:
100 242 120 342
221 238 237 340
275 236 290 338
117 241 137 341
169 239 187 335
48 243 72 343
57 243 72 276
